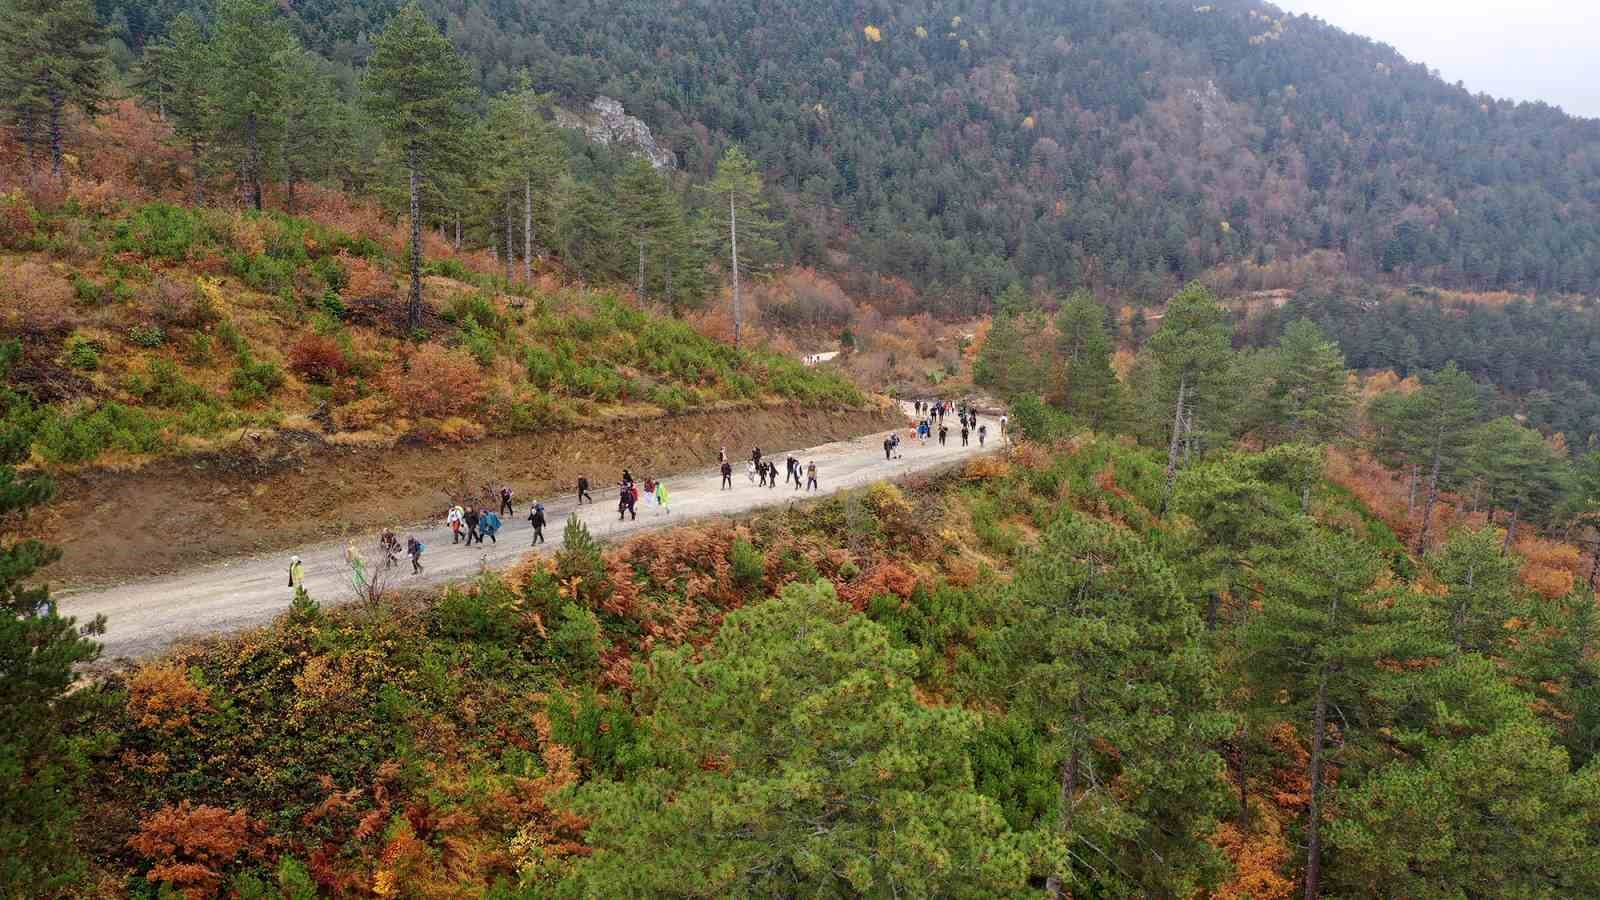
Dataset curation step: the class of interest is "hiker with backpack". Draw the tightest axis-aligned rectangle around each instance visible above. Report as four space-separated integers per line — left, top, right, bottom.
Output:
479 509 502 543
721 459 734 490
528 502 547 544
499 486 514 516
406 537 424 574
463 507 482 545
447 504 465 544
577 475 593 505
619 482 637 520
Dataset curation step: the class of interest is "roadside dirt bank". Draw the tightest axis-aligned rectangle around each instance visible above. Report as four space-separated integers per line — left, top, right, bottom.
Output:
42 401 906 586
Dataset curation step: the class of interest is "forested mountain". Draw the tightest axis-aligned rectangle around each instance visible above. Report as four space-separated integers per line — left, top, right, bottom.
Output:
103 0 1600 312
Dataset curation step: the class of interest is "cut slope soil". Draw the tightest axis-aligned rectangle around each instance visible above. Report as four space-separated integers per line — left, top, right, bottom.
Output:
44 401 905 586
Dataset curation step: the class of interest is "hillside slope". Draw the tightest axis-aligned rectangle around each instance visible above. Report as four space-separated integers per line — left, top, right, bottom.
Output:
108 0 1600 308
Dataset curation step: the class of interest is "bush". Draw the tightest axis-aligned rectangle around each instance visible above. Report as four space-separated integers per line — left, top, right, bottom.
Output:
126 323 165 348
287 333 348 384
228 252 296 294
230 350 284 405
151 278 220 330
385 344 484 420
730 538 765 589
444 292 503 333
114 203 213 261
64 338 99 371
434 577 522 643
34 402 166 463
462 321 496 367
550 602 601 675
0 190 41 250
184 333 214 366
124 357 209 409
72 276 102 305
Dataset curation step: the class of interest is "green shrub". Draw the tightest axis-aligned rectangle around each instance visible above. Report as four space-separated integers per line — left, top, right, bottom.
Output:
730 538 765 589
424 257 472 281
546 689 642 777
229 252 297 293
34 402 166 463
124 357 208 408
184 333 214 366
318 291 347 320
444 292 503 333
523 346 559 389
113 203 213 261
64 338 99 371
215 319 247 355
550 602 601 675
125 323 165 348
434 577 522 643
230 350 284 405
72 276 102 305
462 321 496 367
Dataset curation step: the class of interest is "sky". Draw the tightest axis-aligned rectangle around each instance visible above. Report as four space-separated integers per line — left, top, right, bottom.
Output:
1270 0 1600 119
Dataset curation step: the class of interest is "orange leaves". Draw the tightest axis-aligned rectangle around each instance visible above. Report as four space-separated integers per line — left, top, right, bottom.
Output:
126 663 212 732
385 343 485 421
1513 533 1581 599
840 561 921 610
287 332 350 384
1209 823 1296 900
128 802 261 899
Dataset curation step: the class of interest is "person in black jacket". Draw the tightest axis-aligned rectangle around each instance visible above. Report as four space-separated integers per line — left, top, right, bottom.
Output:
720 460 734 490
528 502 547 544
577 475 592 504
463 506 482 545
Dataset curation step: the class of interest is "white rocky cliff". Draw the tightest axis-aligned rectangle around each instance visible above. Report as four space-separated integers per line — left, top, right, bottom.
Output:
553 97 676 170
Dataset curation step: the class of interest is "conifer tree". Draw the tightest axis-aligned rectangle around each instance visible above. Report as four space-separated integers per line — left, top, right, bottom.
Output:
706 146 777 347
566 581 1029 896
1054 290 1123 429
276 48 343 215
0 340 105 894
138 13 212 205
1262 319 1353 444
995 513 1233 898
1146 284 1235 511
1397 362 1482 552
0 0 105 179
1467 416 1570 551
486 72 565 283
363 2 474 331
212 0 294 210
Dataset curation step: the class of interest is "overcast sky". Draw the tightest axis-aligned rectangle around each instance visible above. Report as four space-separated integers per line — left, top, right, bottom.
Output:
1270 0 1600 119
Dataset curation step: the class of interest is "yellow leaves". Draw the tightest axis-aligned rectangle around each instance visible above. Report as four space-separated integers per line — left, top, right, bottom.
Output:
127 663 213 732
1021 115 1036 130
863 24 882 42
373 869 399 898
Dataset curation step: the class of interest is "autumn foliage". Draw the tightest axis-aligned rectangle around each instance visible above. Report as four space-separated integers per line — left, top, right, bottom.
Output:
128 802 260 899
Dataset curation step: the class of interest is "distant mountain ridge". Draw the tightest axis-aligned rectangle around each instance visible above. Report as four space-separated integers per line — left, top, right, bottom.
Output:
105 0 1600 310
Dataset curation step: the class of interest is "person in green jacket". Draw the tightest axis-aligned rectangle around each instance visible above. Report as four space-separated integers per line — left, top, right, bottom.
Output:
655 480 670 514
288 556 305 591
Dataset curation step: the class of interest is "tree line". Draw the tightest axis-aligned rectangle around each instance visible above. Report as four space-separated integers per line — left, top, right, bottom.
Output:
1 0 791 334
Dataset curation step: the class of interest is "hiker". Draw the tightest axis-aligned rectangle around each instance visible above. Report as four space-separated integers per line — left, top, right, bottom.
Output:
751 447 763 468
719 446 728 464
939 424 948 446
721 459 734 490
786 454 800 487
479 509 502 543
447 504 465 544
499 486 514 516
656 480 670 514
757 460 768 487
883 435 894 461
346 542 368 594
619 482 637 520
747 459 758 483
577 475 593 505
622 468 635 486
999 414 1009 438
978 424 988 447
288 555 305 591
464 506 482 545
767 460 779 489
961 425 969 446
642 476 657 508
406 536 424 574
806 460 818 491
380 529 400 569
529 501 547 544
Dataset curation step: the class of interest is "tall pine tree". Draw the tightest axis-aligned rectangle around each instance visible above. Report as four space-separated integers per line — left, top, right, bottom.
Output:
0 0 105 179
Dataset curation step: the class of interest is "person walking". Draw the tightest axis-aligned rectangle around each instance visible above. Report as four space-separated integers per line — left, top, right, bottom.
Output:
577 475 593 505
447 504 465 544
619 482 637 521
656 480 670 514
721 459 734 490
961 425 969 446
883 435 894 461
406 537 424 574
464 506 482 545
939 424 948 446
346 542 368 595
529 502 547 544
288 555 305 591
757 460 768 487
806 461 818 491
767 460 779 490
380 529 400 569
719 446 728 465
479 509 502 543
999 414 1009 439
978 424 988 447
499 486 514 516
642 476 657 509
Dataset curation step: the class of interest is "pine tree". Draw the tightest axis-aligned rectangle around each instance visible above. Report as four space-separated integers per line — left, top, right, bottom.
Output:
1054 290 1123 429
1400 363 1482 552
486 72 566 284
0 0 105 179
363 1 474 331
1264 319 1354 444
276 48 343 215
615 157 678 302
1426 527 1520 653
566 581 1029 895
996 513 1233 897
138 13 213 205
212 0 294 210
706 146 778 347
1466 417 1570 551
1146 284 1236 511
0 339 105 894
1240 528 1440 900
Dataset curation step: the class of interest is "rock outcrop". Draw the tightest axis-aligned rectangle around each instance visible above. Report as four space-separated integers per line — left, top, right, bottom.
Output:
553 97 675 170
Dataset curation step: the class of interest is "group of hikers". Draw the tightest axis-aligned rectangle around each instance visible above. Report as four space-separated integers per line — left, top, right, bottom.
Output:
285 404 995 594
720 446 820 492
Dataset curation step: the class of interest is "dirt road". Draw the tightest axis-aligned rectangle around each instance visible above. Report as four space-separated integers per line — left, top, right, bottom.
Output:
57 405 1004 662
